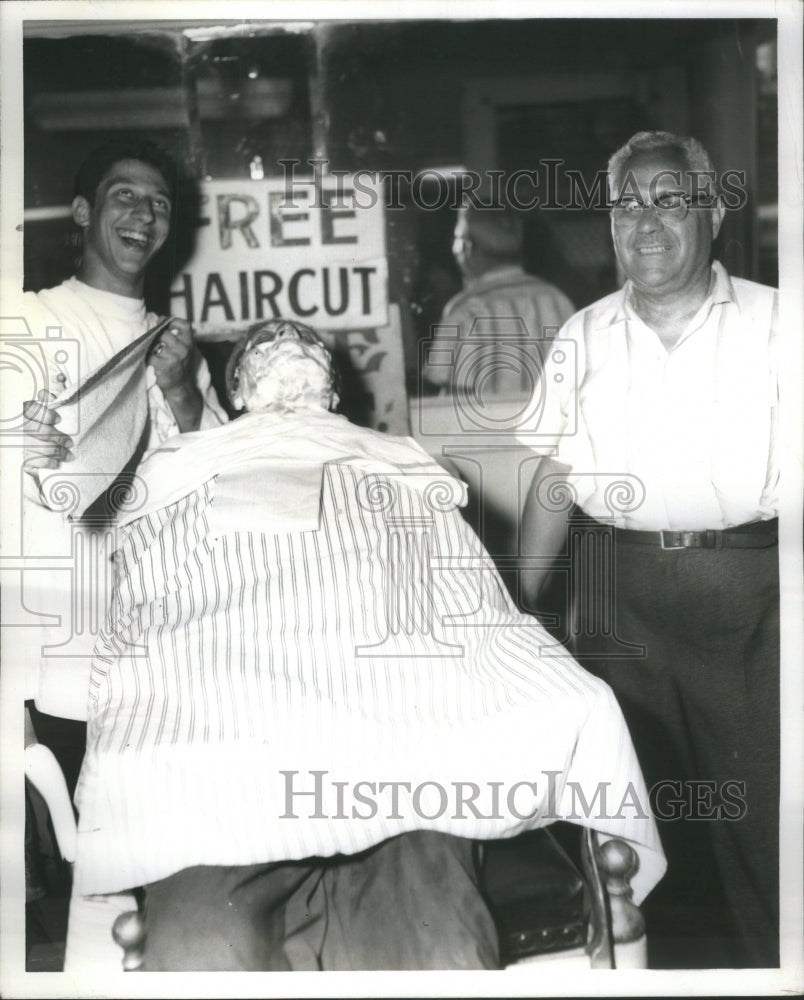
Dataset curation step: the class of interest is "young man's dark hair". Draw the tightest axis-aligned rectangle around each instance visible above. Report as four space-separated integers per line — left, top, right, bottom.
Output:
73 139 179 205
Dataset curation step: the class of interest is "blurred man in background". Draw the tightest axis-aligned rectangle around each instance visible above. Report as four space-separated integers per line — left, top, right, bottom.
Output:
422 199 575 396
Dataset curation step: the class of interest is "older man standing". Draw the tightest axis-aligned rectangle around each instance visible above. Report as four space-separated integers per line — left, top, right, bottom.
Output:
522 131 779 968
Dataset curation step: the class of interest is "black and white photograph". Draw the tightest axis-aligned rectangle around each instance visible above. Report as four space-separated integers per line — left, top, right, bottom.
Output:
1 1 802 997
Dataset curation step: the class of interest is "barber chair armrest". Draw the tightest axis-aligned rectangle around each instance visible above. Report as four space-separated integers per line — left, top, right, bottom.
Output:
24 705 77 863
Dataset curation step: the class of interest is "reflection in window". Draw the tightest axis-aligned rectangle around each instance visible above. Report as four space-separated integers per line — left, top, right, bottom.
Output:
755 39 778 288
188 34 313 180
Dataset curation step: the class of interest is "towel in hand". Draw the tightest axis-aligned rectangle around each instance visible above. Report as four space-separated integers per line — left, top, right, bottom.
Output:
38 317 171 518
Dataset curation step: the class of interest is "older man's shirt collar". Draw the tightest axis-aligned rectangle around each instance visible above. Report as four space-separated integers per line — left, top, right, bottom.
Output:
606 260 737 331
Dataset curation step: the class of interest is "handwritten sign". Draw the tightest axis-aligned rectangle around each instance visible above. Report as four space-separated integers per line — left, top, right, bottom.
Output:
168 176 388 333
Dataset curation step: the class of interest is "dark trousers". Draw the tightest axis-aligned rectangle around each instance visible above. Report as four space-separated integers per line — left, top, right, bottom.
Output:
570 522 779 968
139 831 500 971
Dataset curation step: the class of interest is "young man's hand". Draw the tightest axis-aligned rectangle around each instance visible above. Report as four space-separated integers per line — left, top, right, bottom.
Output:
148 318 204 432
147 318 195 394
22 391 72 475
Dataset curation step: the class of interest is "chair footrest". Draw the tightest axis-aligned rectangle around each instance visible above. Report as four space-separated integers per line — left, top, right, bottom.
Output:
480 829 587 964
499 914 587 961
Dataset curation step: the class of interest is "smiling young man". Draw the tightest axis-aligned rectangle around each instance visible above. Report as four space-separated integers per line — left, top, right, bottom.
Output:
24 140 226 458
20 141 226 717
74 156 173 297
521 132 779 968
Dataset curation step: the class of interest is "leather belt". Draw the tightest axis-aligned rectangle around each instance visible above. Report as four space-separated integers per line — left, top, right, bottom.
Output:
614 522 778 550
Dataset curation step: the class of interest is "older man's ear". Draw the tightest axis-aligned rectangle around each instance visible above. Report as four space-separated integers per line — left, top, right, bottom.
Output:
710 196 725 240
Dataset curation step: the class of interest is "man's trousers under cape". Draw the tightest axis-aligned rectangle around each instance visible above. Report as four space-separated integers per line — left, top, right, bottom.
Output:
73 432 666 902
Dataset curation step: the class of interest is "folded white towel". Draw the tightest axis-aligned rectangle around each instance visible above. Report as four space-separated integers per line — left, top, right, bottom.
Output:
38 318 171 518
120 407 467 534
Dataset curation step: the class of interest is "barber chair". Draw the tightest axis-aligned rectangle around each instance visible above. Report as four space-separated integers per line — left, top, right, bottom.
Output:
25 700 647 973
21 454 647 972
480 826 646 968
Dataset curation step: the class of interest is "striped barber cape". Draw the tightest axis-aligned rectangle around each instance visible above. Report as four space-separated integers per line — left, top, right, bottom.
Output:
73 408 666 901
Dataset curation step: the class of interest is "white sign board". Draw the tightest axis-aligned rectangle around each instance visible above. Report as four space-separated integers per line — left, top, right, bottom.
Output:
168 176 388 333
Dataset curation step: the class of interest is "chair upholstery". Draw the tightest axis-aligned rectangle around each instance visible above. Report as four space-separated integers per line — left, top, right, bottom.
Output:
481 829 587 963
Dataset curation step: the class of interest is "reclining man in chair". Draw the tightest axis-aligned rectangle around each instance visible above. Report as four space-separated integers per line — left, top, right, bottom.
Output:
70 319 666 971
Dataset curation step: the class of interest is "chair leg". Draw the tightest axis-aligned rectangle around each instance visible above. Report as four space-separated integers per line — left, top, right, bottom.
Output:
64 891 140 973
583 830 647 969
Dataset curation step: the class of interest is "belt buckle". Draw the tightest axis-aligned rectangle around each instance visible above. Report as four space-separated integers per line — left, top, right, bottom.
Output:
660 530 718 550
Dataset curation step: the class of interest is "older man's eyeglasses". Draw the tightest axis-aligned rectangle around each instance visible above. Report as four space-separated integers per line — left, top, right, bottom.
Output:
612 192 716 223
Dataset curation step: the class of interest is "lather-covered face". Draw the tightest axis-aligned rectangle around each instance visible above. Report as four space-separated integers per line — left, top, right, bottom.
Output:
228 319 340 414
